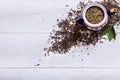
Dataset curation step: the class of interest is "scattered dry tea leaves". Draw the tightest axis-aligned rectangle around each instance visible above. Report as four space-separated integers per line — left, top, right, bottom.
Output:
44 2 101 55
44 0 120 55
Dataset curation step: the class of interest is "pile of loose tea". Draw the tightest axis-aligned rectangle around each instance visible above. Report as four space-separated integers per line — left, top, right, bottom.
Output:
86 6 104 24
102 0 120 26
44 0 120 55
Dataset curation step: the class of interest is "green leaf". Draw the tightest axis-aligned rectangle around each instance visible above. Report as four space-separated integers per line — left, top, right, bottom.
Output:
108 25 116 41
100 25 111 36
100 24 116 41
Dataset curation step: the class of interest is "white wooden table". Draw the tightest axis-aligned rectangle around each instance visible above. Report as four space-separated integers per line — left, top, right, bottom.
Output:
0 0 120 79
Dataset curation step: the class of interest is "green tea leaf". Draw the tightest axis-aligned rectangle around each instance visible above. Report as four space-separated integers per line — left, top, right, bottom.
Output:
100 24 116 41
112 26 116 39
101 25 111 36
108 25 116 41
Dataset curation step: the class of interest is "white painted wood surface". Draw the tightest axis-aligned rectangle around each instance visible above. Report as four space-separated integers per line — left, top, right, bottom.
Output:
0 68 120 80
0 0 120 79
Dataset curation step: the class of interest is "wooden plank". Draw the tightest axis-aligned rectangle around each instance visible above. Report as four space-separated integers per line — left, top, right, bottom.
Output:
0 34 120 67
0 34 48 67
0 0 80 32
0 68 120 80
